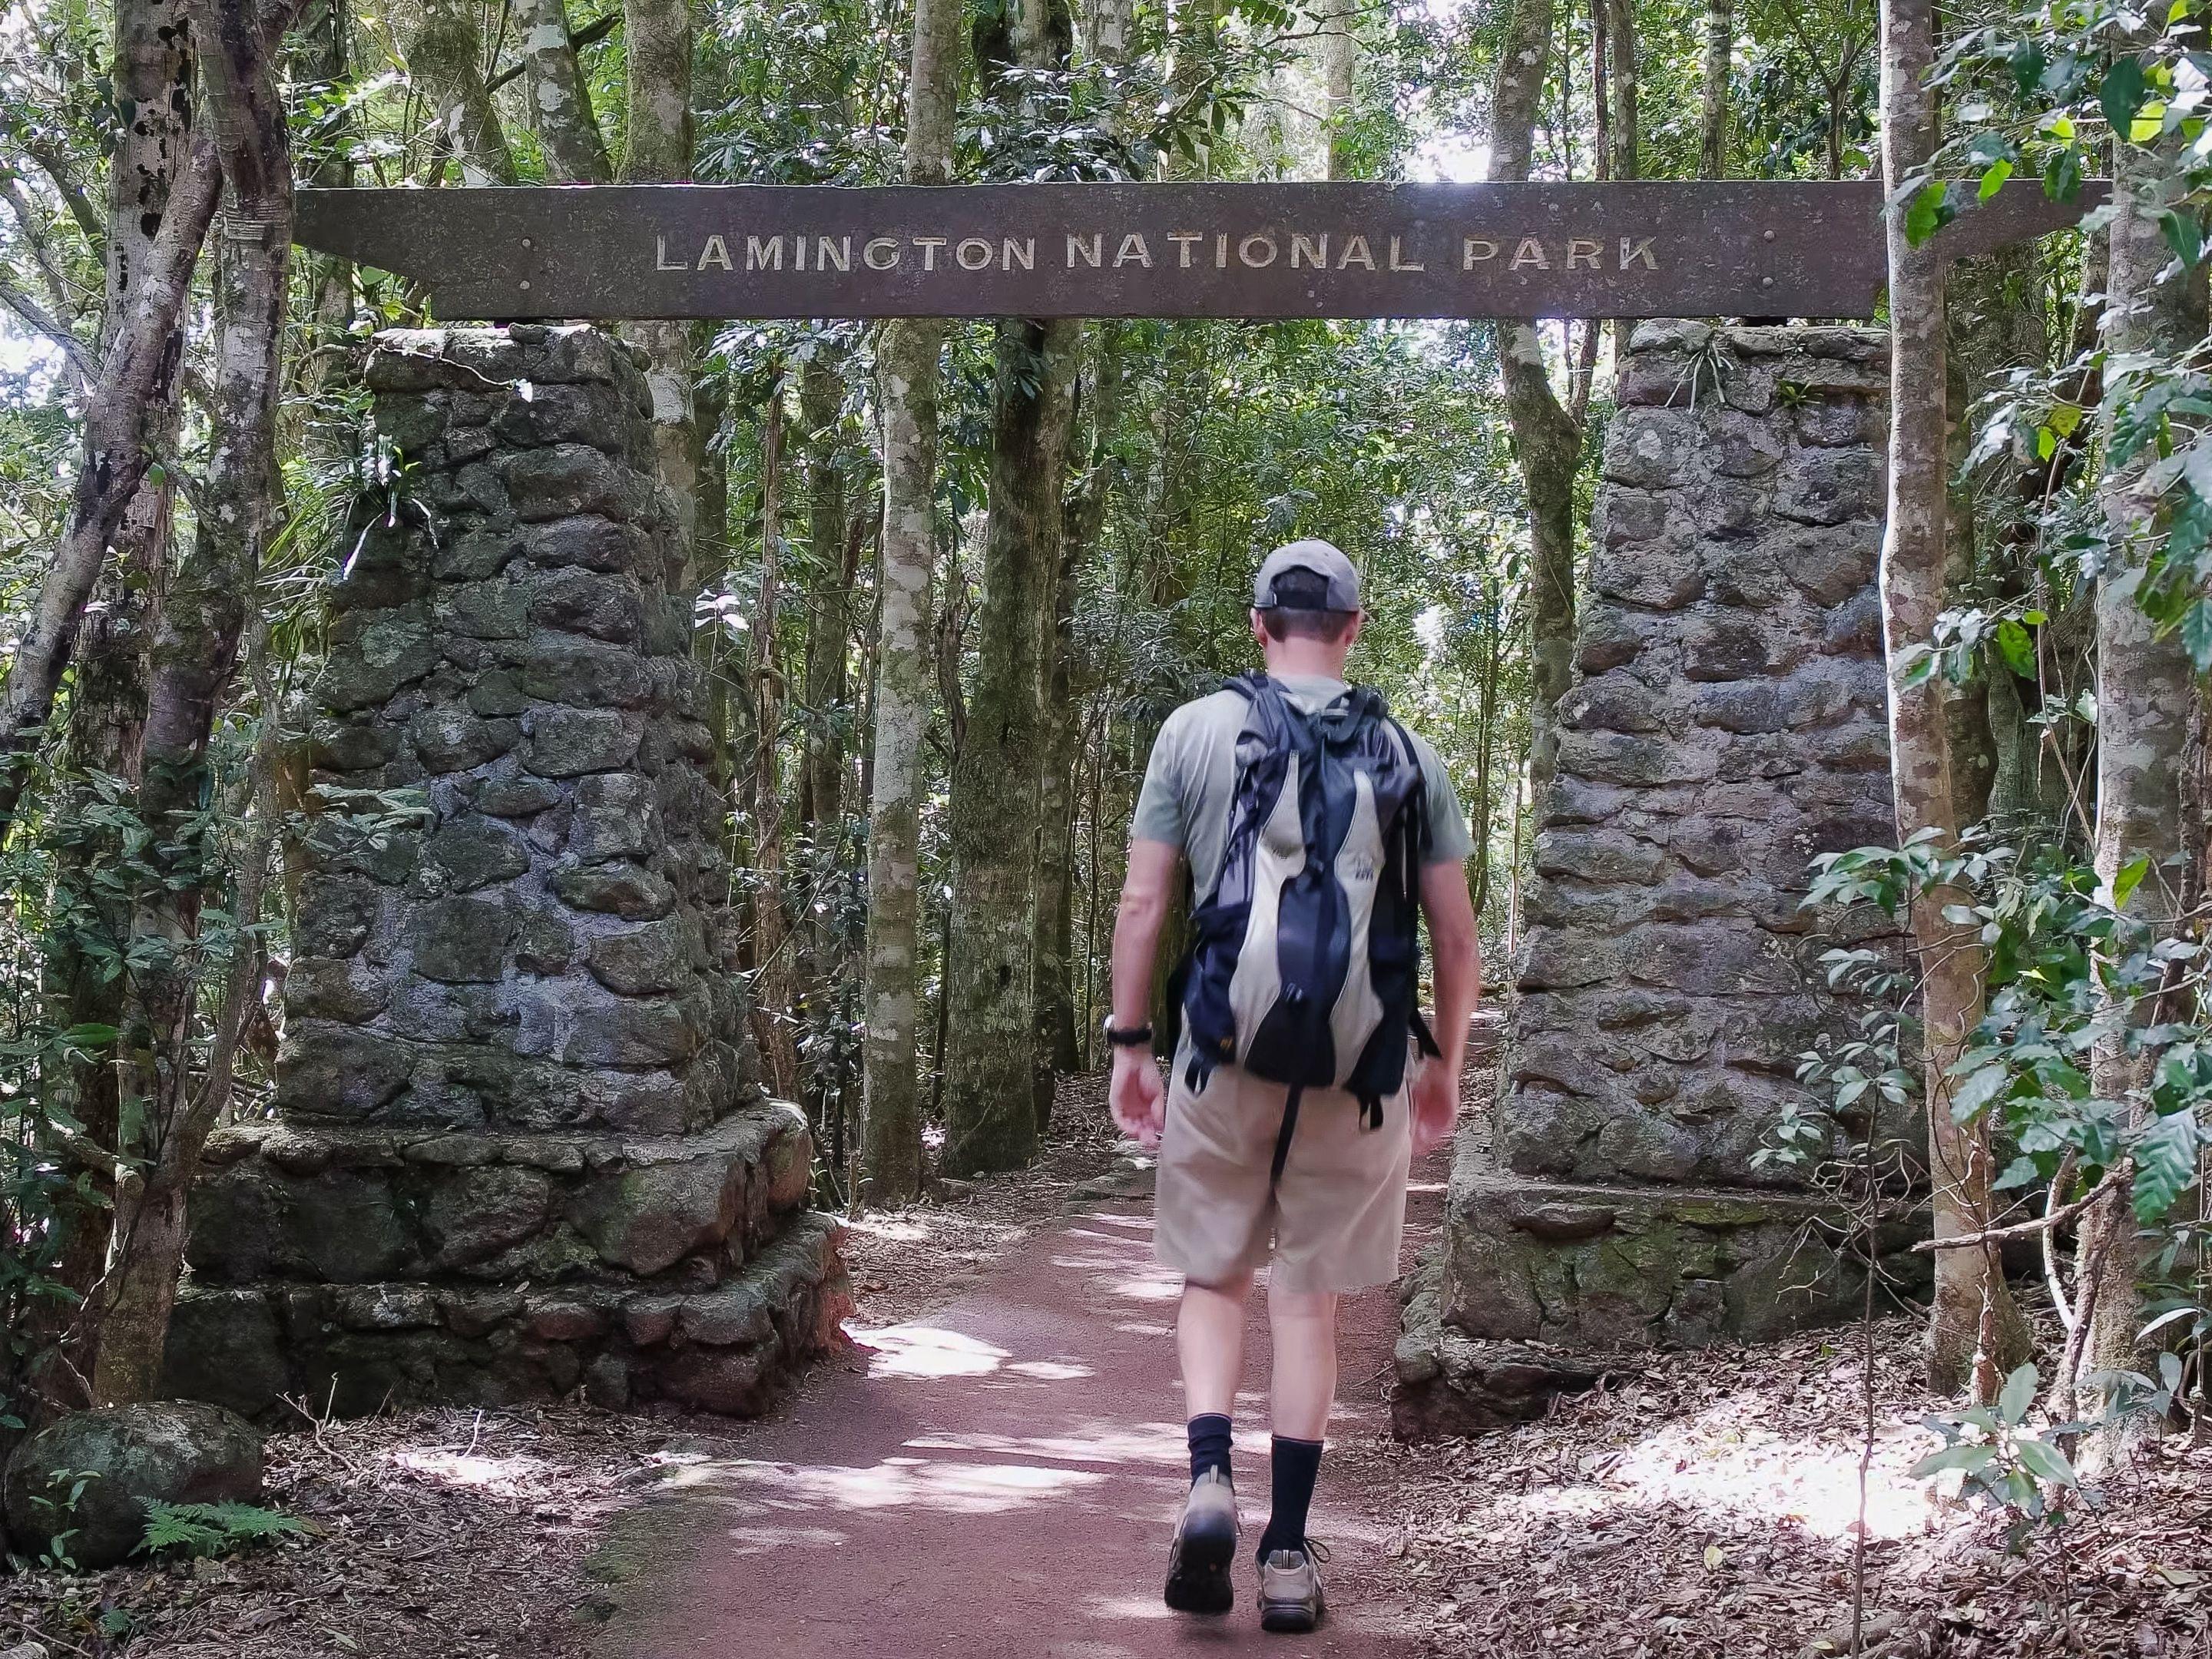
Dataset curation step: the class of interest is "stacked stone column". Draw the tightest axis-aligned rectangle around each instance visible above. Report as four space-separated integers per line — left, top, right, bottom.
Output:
1397 323 1923 1435
165 326 849 1418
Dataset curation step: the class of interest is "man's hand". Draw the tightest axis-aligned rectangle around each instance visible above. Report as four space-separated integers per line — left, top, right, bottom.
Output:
1409 1053 1462 1157
1110 1045 1167 1150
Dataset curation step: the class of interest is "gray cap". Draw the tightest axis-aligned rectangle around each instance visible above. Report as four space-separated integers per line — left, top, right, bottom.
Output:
1253 538 1361 612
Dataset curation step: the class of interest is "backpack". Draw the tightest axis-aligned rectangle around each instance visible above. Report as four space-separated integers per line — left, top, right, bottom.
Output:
1177 672 1439 1182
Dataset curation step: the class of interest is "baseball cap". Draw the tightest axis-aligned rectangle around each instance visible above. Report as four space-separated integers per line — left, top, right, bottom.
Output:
1252 538 1361 612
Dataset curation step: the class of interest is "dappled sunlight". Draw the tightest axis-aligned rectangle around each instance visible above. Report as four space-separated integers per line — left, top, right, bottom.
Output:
1461 1387 1943 1545
386 1449 558 1497
858 1323 1012 1378
699 1454 1112 1518
1599 1396 1937 1540
902 1424 1183 1465
717 1523 854 1555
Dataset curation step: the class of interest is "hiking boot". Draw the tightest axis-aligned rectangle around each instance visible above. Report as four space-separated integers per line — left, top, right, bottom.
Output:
1163 1469 1239 1615
1257 1540 1327 1633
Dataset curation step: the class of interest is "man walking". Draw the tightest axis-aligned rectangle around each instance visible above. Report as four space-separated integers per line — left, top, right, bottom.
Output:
1104 539 1479 1634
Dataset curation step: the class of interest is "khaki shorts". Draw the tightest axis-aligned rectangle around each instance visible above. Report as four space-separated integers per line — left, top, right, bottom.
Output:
1153 1048 1412 1295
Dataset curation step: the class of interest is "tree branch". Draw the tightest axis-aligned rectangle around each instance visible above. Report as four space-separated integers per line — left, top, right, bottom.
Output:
1911 1159 2131 1252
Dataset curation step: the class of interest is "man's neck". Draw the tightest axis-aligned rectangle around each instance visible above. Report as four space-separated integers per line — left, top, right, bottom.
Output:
1260 642 1352 680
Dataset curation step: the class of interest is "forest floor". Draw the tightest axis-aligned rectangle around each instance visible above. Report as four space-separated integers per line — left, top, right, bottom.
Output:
8 1071 2212 1657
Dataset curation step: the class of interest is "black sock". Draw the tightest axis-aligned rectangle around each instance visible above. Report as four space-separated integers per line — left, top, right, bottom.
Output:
1257 1435 1323 1560
1187 1413 1233 1485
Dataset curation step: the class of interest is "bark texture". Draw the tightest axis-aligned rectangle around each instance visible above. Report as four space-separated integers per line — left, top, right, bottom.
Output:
863 0 965 1201
1699 0 1731 179
1316 0 1359 180
1485 0 1582 798
401 0 515 182
748 377 802 1100
515 0 613 182
2080 77 2210 1447
942 316 1081 1176
1877 0 2025 1401
941 0 1081 1177
91 0 299 1405
620 0 700 586
34 0 197 1415
0 134 220 838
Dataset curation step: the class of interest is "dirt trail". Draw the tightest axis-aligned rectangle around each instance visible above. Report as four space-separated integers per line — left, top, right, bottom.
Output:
597 1150 1446 1658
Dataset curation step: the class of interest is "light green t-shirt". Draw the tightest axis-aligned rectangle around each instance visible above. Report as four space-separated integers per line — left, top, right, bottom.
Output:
1131 674 1475 900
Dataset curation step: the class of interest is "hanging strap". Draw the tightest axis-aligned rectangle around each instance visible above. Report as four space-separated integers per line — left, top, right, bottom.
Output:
1269 1082 1306 1188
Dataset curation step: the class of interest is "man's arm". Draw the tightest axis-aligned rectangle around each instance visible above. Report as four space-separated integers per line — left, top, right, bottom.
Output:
1113 838 1183 1029
1411 859 1482 1153
1107 837 1184 1147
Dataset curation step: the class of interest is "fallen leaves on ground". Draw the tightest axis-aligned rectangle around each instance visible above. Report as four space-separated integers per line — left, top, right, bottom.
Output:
3 1401 707 1659
1349 1314 2212 1658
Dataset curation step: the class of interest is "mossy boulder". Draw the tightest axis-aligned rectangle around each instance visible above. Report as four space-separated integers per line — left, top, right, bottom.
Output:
5 1402 263 1568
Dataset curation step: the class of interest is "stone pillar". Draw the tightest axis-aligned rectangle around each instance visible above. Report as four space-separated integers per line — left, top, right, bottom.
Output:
166 326 849 1418
1396 323 1923 1436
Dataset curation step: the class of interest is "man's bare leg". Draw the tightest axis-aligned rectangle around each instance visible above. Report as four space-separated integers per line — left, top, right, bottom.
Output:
1177 1271 1253 1418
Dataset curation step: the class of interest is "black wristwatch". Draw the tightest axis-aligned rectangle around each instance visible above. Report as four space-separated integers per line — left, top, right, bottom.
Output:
1101 1018 1154 1049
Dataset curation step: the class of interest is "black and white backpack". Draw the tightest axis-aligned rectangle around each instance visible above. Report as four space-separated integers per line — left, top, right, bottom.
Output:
1178 673 1438 1180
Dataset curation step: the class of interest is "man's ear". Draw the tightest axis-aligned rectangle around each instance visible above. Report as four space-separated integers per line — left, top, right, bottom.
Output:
1250 608 1268 647
1343 610 1367 647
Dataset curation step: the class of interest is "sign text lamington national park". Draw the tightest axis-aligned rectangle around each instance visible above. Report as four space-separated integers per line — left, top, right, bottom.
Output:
293 180 2098 322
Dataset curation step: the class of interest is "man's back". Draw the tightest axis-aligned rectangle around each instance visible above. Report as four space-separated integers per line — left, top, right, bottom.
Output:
1133 672 1473 904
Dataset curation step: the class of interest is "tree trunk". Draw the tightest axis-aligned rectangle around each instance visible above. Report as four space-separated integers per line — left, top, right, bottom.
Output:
863 0 965 1203
798 357 861 1154
2079 74 2210 1450
402 0 515 183
89 0 297 1405
749 376 801 1100
1604 0 1637 180
620 0 699 587
1316 0 1357 180
515 0 613 182
0 135 219 839
942 0 1078 1177
34 0 196 1416
1877 0 2025 1402
1485 0 1581 800
942 316 1080 1177
1699 0 1731 179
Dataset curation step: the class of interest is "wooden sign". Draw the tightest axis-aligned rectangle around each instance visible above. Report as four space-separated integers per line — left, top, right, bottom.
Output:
294 179 2101 322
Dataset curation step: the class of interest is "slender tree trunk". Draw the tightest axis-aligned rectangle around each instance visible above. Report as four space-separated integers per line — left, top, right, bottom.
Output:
1485 0 1581 799
515 0 613 182
90 0 298 1404
1604 0 1637 180
749 376 801 1099
402 0 516 182
0 137 219 839
1699 0 1731 179
1316 0 1358 180
798 359 861 1147
863 0 965 1203
1467 584 1503 922
1879 0 2025 1402
942 316 1080 1175
942 0 1079 1176
621 0 700 586
34 0 196 1416
2079 72 2210 1452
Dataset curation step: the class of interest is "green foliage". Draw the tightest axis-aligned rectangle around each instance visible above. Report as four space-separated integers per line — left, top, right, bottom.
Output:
1932 0 2212 667
137 1500 313 1560
1912 1363 2086 1549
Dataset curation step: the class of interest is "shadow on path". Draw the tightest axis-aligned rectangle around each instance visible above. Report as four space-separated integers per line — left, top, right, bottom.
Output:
594 1176 1435 1658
